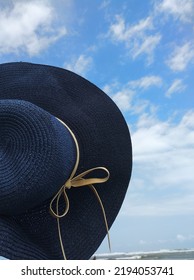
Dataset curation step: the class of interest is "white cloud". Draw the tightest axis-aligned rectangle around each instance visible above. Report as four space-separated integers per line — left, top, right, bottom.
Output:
103 84 114 95
129 75 163 90
176 234 194 241
0 1 67 56
103 81 134 112
131 100 151 116
139 240 147 245
166 43 194 72
133 111 194 160
157 0 194 23
108 15 161 63
176 234 186 241
112 89 133 111
122 193 194 217
131 34 161 64
121 110 194 216
64 54 93 76
166 79 186 98
110 15 153 41
99 0 110 10
103 79 160 115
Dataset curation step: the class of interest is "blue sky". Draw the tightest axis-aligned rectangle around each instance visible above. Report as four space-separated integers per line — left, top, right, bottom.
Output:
0 0 194 254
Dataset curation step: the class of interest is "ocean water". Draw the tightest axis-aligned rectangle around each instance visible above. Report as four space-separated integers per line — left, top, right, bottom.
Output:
93 249 194 260
1 249 194 260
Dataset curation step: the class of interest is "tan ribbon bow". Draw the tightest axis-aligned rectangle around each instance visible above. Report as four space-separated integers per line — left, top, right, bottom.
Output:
50 118 111 260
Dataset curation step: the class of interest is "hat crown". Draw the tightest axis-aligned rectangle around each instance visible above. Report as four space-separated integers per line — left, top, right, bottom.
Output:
0 99 75 215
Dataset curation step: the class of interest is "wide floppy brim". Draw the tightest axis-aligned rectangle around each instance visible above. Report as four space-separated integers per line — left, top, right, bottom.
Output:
0 62 132 259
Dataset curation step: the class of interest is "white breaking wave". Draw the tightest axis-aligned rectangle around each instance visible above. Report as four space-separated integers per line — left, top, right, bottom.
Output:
92 248 194 260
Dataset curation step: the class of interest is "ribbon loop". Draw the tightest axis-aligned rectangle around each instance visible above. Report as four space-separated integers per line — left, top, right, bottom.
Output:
50 187 70 219
50 166 109 218
50 118 111 260
70 167 110 188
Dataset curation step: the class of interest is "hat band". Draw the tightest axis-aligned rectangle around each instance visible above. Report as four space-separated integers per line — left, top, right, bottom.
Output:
50 118 111 260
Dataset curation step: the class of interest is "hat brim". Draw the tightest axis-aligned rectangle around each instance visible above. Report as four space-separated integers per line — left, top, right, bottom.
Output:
0 62 132 259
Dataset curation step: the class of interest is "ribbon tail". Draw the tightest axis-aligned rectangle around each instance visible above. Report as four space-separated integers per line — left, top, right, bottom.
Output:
89 184 111 253
50 187 69 260
56 191 67 260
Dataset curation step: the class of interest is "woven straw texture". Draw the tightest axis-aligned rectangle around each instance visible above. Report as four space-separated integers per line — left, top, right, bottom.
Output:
0 62 132 259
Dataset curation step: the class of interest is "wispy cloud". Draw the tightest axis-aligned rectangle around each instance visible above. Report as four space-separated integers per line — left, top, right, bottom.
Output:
108 15 161 63
109 16 153 41
166 79 186 98
103 82 134 112
166 43 194 72
156 0 194 23
112 89 133 111
0 1 67 56
139 235 194 247
177 234 186 241
103 78 160 115
64 54 93 76
131 34 161 64
99 0 110 10
176 234 194 241
129 75 163 90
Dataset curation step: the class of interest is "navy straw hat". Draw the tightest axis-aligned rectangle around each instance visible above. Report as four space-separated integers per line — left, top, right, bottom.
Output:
0 62 132 260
